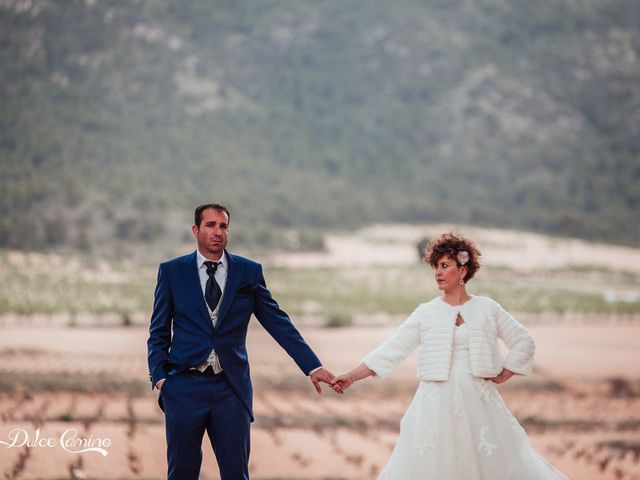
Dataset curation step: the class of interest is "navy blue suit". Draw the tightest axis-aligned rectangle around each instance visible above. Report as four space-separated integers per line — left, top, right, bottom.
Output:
147 250 321 479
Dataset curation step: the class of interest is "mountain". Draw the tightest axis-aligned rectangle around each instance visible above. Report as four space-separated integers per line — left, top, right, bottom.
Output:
1 0 638 254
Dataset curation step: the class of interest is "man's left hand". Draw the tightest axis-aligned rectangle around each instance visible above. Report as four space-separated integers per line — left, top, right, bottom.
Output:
310 367 337 394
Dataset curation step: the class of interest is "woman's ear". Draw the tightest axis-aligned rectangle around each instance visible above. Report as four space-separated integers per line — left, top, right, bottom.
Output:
459 265 468 282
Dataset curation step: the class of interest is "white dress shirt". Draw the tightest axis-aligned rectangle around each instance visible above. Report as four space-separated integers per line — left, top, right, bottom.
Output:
196 249 227 314
191 249 227 373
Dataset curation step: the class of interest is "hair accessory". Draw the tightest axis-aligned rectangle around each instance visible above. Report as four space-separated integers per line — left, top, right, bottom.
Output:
456 250 470 266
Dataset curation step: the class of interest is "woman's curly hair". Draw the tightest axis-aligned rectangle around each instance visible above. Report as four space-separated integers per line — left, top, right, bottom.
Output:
424 232 482 283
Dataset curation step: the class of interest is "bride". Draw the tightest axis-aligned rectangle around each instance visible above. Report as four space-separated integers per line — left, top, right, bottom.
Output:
332 232 569 479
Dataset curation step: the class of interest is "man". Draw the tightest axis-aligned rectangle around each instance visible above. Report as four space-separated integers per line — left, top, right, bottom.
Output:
147 203 335 480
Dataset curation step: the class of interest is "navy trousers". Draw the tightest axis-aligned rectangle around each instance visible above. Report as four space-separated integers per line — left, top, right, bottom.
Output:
161 369 251 480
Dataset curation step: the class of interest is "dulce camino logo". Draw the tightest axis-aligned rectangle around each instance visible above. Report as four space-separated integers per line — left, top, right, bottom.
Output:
0 428 111 456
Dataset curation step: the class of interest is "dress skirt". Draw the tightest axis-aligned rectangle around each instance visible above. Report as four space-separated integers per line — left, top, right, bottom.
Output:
377 325 569 480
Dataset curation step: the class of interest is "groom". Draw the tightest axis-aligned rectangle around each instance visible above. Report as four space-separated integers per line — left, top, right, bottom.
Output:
147 203 335 480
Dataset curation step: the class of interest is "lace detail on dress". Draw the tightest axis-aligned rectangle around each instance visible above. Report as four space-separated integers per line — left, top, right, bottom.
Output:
473 378 523 433
420 382 441 404
478 426 497 457
415 430 436 456
474 377 492 402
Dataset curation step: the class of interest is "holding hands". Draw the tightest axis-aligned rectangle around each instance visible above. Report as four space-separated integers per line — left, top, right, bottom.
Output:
330 364 375 394
326 365 515 394
331 373 354 394
309 367 337 393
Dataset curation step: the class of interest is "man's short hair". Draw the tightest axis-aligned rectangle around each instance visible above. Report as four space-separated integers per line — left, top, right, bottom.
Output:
194 203 231 227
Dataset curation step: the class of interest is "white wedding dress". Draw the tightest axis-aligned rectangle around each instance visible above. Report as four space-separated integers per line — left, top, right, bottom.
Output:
377 322 569 480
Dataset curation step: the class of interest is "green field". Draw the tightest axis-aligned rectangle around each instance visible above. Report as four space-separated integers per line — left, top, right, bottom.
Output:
1 249 638 325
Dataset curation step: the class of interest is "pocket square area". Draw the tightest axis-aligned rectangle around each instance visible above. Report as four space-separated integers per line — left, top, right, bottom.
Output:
236 285 257 294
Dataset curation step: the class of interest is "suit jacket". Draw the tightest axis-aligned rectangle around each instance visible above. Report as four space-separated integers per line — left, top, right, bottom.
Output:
147 250 322 420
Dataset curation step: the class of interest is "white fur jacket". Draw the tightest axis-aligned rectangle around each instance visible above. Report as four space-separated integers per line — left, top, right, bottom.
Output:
362 295 535 381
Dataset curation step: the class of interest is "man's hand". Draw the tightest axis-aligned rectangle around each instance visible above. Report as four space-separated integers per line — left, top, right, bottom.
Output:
156 378 166 391
487 368 515 384
309 367 336 394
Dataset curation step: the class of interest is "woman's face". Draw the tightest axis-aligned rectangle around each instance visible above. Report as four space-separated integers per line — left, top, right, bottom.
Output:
433 254 466 291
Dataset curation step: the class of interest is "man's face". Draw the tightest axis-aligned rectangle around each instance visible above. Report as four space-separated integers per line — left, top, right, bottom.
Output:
192 208 229 260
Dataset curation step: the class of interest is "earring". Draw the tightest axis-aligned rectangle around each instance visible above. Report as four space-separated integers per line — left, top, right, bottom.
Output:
459 278 464 285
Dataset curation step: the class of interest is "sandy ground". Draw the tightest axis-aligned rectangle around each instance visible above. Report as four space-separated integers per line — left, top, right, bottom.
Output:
2 323 638 379
268 223 640 276
0 324 639 479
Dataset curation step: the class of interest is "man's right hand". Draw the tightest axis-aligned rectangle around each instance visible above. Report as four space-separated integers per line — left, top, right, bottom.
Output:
156 378 166 391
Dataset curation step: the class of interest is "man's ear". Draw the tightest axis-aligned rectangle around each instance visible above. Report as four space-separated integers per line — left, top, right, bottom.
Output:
191 224 198 238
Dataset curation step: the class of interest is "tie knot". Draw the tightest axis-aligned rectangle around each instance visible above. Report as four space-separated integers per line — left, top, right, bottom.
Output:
204 261 220 276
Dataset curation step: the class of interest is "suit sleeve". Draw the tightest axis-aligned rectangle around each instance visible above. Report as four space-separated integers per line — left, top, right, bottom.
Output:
253 264 322 375
147 264 173 389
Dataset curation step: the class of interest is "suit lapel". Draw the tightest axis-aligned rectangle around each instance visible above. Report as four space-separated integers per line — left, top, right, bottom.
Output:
179 251 215 335
216 250 243 329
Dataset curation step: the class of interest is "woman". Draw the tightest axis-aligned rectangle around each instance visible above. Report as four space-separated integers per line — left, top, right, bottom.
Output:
332 232 569 479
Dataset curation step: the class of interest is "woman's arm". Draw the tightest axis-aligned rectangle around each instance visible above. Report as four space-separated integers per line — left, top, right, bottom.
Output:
495 301 535 376
332 305 423 394
358 305 422 378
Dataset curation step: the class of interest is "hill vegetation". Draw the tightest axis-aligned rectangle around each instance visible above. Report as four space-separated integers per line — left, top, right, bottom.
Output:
1 0 638 254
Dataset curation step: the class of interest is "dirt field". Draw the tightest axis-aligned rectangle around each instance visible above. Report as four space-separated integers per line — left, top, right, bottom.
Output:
1 324 639 480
